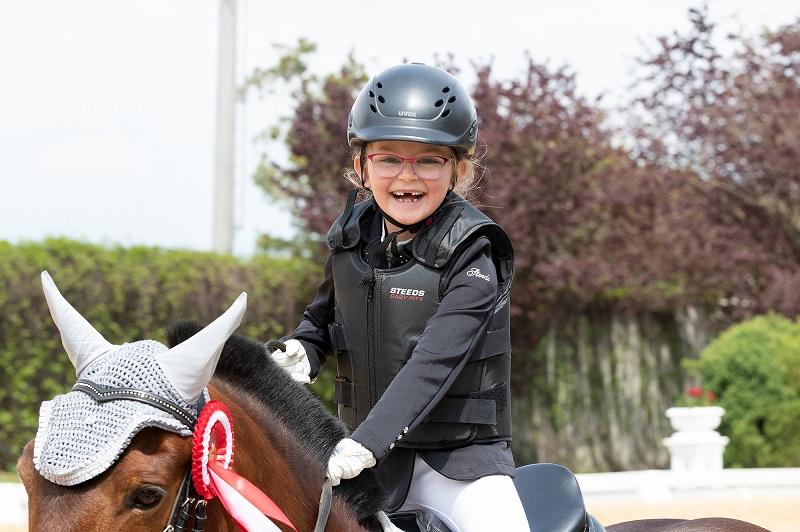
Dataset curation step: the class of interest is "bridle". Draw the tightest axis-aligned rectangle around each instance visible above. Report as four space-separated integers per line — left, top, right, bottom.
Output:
161 467 207 532
73 378 333 532
72 380 207 532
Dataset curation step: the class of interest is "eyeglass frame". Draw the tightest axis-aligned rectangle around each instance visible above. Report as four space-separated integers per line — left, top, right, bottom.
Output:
365 152 453 180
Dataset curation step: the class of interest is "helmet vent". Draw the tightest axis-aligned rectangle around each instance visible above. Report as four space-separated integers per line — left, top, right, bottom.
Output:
442 86 450 93
434 99 444 107
369 90 374 97
441 109 451 118
378 95 386 103
448 96 457 103
370 104 378 113
377 82 383 88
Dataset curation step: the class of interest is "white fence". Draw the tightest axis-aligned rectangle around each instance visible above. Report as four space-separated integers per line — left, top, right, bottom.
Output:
577 467 800 505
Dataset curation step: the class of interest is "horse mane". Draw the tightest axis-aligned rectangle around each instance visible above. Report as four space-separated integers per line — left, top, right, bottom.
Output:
166 321 386 528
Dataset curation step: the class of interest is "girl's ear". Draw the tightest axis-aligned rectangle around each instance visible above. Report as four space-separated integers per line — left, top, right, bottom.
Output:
451 158 468 191
354 155 370 189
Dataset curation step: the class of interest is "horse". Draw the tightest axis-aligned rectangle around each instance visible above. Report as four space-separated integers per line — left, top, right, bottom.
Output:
17 273 769 532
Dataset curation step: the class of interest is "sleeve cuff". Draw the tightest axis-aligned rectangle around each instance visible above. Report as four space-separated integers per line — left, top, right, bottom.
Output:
297 339 322 378
350 427 389 461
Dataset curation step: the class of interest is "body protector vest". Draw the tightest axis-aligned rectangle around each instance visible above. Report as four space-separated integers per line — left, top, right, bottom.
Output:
326 192 514 448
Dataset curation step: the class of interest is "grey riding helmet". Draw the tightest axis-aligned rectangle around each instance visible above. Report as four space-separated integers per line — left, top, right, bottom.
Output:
347 63 478 155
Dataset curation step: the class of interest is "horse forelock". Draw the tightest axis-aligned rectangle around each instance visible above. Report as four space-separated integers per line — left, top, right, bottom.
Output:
166 321 386 527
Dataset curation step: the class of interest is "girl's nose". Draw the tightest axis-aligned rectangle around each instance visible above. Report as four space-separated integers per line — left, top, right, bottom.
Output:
397 161 419 181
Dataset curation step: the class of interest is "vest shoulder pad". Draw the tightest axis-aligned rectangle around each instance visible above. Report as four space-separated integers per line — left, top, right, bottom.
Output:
412 195 514 270
326 196 374 252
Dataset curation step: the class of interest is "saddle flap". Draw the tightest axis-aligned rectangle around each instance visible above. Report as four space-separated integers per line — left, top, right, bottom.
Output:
513 463 587 532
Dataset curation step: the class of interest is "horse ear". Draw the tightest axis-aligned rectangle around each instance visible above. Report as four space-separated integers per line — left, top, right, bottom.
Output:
41 271 118 377
157 292 247 403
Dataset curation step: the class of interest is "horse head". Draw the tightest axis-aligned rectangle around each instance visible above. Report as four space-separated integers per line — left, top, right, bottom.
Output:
18 272 383 531
17 272 244 530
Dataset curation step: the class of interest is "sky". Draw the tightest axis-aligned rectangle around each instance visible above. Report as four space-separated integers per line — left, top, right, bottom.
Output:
2 0 798 256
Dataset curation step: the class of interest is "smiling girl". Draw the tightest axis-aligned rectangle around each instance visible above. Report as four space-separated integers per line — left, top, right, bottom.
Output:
271 63 527 531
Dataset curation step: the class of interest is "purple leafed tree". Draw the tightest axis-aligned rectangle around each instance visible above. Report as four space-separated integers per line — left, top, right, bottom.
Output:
632 7 800 317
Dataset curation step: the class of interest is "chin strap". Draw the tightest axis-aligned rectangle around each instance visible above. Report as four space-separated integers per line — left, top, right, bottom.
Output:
360 196 447 288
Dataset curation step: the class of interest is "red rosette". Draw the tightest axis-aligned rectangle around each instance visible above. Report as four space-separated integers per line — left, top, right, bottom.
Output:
191 400 235 500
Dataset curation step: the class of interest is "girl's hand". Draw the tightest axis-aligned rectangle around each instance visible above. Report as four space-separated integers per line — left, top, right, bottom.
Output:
326 438 376 486
268 339 311 384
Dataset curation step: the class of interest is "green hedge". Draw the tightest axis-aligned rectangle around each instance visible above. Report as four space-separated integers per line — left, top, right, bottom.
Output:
0 238 321 471
695 314 800 467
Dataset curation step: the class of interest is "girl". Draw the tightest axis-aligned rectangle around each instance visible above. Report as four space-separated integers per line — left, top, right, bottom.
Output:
271 63 528 531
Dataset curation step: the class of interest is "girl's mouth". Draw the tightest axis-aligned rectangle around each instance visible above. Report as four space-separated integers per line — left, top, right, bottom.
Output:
391 191 426 204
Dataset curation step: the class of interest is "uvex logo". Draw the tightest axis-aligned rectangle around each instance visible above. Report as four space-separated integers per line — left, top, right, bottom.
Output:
398 110 417 117
389 287 425 301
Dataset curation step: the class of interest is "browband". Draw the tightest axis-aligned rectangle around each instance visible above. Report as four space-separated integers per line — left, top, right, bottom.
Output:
73 379 198 428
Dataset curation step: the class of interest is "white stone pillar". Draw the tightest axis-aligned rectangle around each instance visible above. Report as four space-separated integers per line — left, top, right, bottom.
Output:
663 406 729 471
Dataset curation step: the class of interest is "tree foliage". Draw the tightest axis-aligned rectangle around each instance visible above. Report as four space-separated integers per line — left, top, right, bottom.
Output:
0 238 319 471
633 7 800 317
251 12 800 326
250 47 736 372
247 43 367 238
694 314 800 466
247 11 800 468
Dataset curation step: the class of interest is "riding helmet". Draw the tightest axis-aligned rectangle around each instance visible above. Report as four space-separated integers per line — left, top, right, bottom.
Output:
347 63 478 155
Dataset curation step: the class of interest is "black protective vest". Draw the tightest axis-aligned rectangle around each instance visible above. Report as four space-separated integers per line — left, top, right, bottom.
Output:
326 193 514 448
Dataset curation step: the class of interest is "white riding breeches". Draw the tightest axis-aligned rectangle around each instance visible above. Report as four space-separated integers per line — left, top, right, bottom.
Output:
398 455 530 532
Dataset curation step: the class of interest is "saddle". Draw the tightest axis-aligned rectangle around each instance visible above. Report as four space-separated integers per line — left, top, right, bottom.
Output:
387 463 605 532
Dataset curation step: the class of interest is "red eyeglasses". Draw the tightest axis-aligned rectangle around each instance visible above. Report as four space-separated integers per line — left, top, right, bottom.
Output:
366 153 452 180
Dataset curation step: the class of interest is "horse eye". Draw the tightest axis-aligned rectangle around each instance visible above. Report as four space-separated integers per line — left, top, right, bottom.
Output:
131 485 166 510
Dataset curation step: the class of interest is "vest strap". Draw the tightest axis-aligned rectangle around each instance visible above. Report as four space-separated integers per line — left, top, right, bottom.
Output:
334 377 354 407
328 322 348 353
425 397 497 425
470 327 511 362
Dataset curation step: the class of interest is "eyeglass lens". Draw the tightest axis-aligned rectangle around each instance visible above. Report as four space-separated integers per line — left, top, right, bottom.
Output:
370 154 449 180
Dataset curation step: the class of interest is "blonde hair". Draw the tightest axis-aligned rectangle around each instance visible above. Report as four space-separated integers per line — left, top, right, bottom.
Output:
344 143 485 202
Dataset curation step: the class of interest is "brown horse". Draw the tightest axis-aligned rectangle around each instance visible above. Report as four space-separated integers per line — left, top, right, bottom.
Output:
607 519 768 531
18 317 387 531
17 275 769 532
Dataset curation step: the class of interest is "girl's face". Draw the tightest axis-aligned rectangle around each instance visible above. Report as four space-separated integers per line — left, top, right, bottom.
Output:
355 140 467 232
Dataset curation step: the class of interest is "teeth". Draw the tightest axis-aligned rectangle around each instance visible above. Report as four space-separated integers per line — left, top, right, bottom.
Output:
392 192 423 196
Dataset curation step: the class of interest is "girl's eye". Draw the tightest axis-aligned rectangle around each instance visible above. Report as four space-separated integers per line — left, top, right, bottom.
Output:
131 485 166 510
377 156 401 165
416 157 443 166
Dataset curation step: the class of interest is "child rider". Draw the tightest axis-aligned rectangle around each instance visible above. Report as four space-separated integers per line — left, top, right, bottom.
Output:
271 63 529 531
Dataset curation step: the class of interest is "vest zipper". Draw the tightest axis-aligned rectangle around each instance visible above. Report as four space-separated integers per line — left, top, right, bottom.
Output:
367 279 377 408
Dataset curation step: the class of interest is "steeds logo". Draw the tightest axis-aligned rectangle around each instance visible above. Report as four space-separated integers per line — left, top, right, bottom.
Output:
467 268 491 282
389 287 425 302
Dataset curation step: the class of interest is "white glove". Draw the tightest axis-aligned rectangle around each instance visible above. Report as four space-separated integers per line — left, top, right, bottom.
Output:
326 438 376 486
269 339 311 384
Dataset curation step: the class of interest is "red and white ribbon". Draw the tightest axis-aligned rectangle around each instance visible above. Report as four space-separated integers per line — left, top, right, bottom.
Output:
192 401 297 532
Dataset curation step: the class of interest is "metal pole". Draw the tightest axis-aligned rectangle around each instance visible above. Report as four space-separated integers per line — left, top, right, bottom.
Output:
213 0 236 254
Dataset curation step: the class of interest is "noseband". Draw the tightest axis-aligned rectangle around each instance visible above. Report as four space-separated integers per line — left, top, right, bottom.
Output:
72 379 207 532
